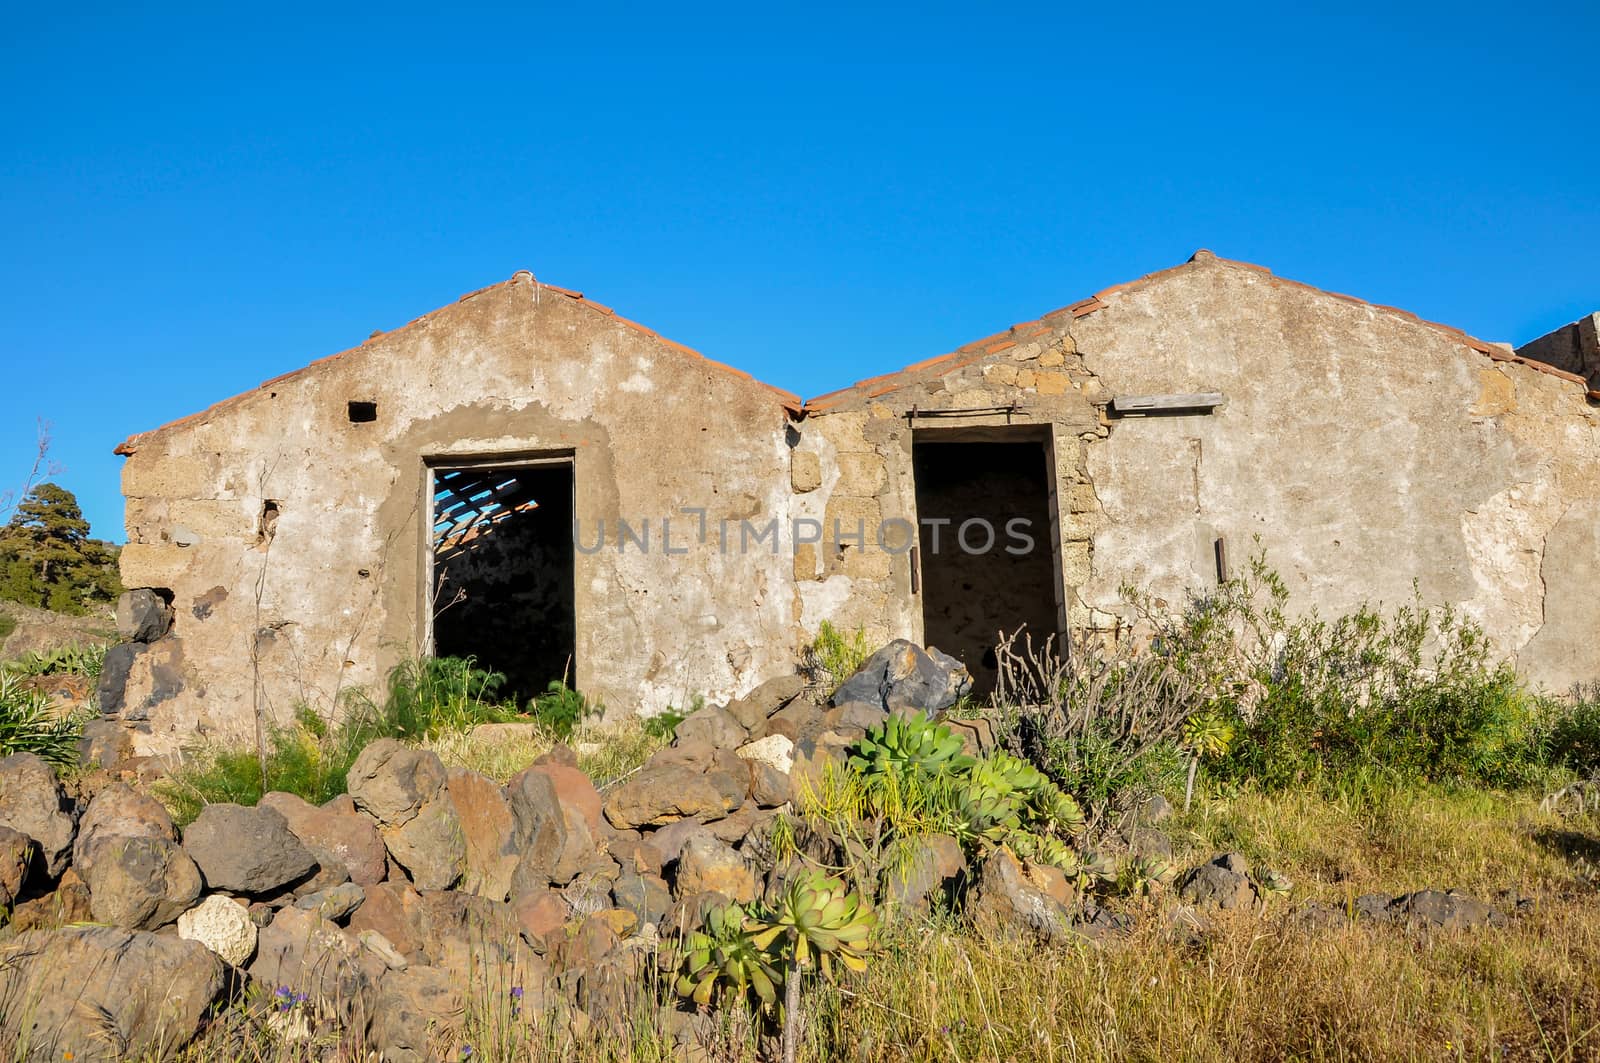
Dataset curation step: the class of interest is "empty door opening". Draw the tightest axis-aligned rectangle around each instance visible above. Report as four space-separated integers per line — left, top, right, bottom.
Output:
913 432 1062 694
429 460 575 704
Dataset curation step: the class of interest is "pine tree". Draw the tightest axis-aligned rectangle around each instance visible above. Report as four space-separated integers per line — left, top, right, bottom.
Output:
0 483 121 614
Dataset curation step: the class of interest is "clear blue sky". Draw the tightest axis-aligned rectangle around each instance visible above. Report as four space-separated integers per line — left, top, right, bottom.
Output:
3 3 1596 542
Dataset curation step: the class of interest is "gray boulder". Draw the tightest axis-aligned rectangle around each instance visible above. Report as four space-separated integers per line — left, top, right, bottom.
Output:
181 803 316 893
1390 890 1503 929
674 830 756 903
831 640 972 716
0 825 29 907
968 848 1076 943
249 906 381 1031
346 740 446 827
370 965 463 1063
1177 853 1257 911
383 796 466 891
0 926 224 1061
881 833 966 911
602 763 741 830
611 870 673 928
673 705 749 749
77 720 134 769
508 766 600 888
116 588 173 643
0 753 76 877
259 791 388 887
295 881 367 921
83 835 202 930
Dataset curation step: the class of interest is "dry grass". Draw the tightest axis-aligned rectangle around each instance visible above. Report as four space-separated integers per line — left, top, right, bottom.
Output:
818 900 1600 1062
1169 783 1600 902
160 782 1600 1062
420 718 667 788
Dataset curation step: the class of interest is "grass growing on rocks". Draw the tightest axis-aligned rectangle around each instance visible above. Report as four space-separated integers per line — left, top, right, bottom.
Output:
154 782 1600 1062
421 718 667 786
154 656 656 822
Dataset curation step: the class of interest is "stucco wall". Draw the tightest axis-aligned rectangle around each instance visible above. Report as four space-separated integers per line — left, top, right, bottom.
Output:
116 254 1600 754
115 274 798 752
796 253 1600 693
1072 256 1600 692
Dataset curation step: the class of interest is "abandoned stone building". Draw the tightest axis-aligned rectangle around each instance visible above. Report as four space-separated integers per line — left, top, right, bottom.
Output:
107 251 1600 754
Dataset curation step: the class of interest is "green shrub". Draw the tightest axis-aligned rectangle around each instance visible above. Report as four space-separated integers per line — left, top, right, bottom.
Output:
1545 683 1600 778
990 632 1205 827
0 615 15 642
0 671 84 767
530 680 599 740
378 655 520 739
644 705 690 741
1134 549 1559 792
159 706 370 825
161 656 525 822
6 641 110 681
804 621 872 695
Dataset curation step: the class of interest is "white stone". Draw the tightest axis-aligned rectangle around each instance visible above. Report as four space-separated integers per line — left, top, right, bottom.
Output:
357 929 409 970
735 734 795 775
176 894 257 966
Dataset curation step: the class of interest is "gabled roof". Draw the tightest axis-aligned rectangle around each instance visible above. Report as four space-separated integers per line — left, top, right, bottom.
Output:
115 253 1597 455
802 250 1595 414
114 272 803 455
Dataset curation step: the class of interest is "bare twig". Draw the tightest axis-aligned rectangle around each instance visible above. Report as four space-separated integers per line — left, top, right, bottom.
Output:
991 626 1205 833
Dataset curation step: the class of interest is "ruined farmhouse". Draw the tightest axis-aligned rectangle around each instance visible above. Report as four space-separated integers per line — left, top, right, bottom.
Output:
107 251 1600 754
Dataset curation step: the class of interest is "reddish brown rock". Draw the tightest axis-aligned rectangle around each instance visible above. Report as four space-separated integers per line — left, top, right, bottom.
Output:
260 791 388 887
603 764 740 830
514 887 570 949
444 769 517 901
348 879 424 958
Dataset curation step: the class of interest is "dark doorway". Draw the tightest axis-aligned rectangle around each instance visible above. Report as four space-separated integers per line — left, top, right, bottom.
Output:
430 460 576 704
913 433 1062 695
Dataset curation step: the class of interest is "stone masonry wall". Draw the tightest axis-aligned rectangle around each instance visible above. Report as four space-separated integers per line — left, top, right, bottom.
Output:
797 254 1600 693
113 274 801 754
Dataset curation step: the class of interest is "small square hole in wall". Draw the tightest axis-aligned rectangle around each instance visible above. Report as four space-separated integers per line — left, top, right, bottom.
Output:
347 401 378 424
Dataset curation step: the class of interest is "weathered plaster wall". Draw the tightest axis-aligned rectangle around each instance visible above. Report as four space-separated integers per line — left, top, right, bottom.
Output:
792 316 1103 660
116 274 798 752
795 253 1600 693
117 254 1600 754
1071 256 1600 692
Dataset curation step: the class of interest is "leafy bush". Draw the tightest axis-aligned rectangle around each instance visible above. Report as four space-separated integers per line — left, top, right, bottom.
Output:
811 713 1097 892
6 641 110 682
1546 682 1600 778
0 671 84 767
1134 550 1560 792
159 706 372 825
162 656 528 821
991 630 1202 827
643 705 689 741
0 615 15 642
802 621 872 697
530 680 598 740
377 655 521 739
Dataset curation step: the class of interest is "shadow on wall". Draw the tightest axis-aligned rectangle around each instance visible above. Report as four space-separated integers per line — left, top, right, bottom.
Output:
431 462 576 704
